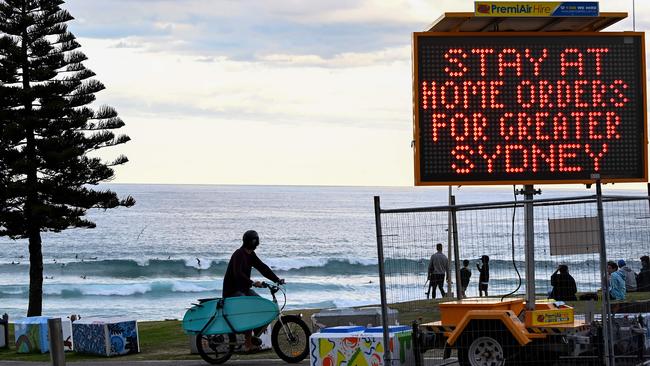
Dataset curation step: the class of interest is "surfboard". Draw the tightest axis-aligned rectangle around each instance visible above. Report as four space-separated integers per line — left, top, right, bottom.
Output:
183 297 279 334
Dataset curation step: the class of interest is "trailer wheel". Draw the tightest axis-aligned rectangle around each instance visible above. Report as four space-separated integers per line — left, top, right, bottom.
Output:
456 321 513 366
457 335 506 366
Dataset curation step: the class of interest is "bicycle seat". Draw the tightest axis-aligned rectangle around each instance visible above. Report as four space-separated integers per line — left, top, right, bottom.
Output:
197 297 219 304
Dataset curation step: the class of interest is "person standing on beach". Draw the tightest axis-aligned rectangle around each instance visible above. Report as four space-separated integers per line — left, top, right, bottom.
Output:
460 260 471 298
223 230 284 352
427 243 448 299
637 256 650 292
477 255 490 297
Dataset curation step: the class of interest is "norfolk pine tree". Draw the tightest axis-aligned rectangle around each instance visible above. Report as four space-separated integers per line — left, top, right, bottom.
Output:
0 0 134 316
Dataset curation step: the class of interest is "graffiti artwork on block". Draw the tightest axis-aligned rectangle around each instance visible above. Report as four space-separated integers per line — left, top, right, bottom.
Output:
15 334 33 353
63 335 73 351
60 319 74 352
72 323 107 355
72 319 139 356
395 332 412 364
107 321 139 355
14 323 45 353
312 333 413 366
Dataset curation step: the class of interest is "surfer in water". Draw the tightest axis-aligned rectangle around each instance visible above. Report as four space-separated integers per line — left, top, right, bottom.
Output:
223 230 284 353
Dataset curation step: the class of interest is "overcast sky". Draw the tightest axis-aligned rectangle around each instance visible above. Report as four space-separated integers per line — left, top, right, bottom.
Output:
64 0 646 186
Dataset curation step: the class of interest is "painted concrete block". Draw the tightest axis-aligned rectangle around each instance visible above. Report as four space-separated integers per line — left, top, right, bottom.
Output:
309 325 413 366
72 317 139 356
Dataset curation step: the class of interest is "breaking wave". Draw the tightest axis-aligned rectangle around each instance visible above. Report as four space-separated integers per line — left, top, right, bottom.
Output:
0 258 602 279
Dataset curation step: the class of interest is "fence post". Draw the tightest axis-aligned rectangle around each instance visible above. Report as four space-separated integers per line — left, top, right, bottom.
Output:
48 318 66 366
524 184 536 311
594 176 614 366
374 196 392 364
450 195 462 300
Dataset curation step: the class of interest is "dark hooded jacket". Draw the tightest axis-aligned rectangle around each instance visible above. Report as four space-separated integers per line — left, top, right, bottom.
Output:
550 271 577 301
222 247 280 298
637 263 650 292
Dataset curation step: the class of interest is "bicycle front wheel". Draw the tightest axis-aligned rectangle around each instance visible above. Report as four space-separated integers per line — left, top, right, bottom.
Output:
271 315 311 363
196 332 235 364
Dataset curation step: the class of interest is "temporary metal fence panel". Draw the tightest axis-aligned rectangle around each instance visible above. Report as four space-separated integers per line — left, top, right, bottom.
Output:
374 188 650 366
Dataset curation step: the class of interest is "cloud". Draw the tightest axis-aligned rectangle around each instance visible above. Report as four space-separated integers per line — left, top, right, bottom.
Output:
259 46 409 67
80 38 411 130
111 40 144 49
64 0 647 63
65 0 647 61
59 0 650 185
63 0 467 60
73 0 650 131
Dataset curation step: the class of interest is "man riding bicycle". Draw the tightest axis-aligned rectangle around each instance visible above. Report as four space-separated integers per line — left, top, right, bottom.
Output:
223 230 284 352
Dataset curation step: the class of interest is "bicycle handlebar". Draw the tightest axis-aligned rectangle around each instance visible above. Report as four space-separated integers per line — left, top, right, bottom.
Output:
260 281 282 288
260 281 285 296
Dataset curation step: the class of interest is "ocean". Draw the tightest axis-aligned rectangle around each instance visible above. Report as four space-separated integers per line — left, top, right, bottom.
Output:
0 184 648 320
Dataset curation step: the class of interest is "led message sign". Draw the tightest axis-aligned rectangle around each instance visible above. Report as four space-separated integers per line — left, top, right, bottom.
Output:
413 33 647 185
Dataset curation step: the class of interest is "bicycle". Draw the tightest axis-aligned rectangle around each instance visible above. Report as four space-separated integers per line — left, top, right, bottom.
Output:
182 282 311 364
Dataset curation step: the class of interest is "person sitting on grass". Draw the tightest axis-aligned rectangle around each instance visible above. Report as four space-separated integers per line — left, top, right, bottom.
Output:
223 230 284 353
637 255 650 292
549 264 577 301
607 261 626 301
618 259 637 292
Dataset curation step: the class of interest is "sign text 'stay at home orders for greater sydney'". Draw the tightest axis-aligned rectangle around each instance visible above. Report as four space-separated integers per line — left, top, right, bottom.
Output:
413 33 647 185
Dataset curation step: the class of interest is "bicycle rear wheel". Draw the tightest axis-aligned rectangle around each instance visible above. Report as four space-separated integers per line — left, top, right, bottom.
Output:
196 332 236 364
271 315 311 363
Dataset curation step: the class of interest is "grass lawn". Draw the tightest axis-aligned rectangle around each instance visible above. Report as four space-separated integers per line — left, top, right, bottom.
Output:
0 309 320 362
2 294 649 362
1 320 201 362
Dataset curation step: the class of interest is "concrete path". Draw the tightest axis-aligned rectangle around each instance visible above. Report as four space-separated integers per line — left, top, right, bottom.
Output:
0 360 308 366
0 359 445 366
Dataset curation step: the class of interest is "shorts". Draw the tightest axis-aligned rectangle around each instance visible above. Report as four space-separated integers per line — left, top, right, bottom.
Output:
479 283 489 291
431 274 446 284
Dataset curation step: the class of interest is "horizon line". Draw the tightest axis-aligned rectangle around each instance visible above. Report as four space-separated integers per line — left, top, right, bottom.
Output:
98 181 650 191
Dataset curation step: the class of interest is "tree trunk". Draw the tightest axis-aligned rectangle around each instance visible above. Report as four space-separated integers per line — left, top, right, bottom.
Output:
21 2 42 317
26 229 43 316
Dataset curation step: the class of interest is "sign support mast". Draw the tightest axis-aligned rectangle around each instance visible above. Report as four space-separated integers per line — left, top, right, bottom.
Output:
523 184 538 310
447 185 453 297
